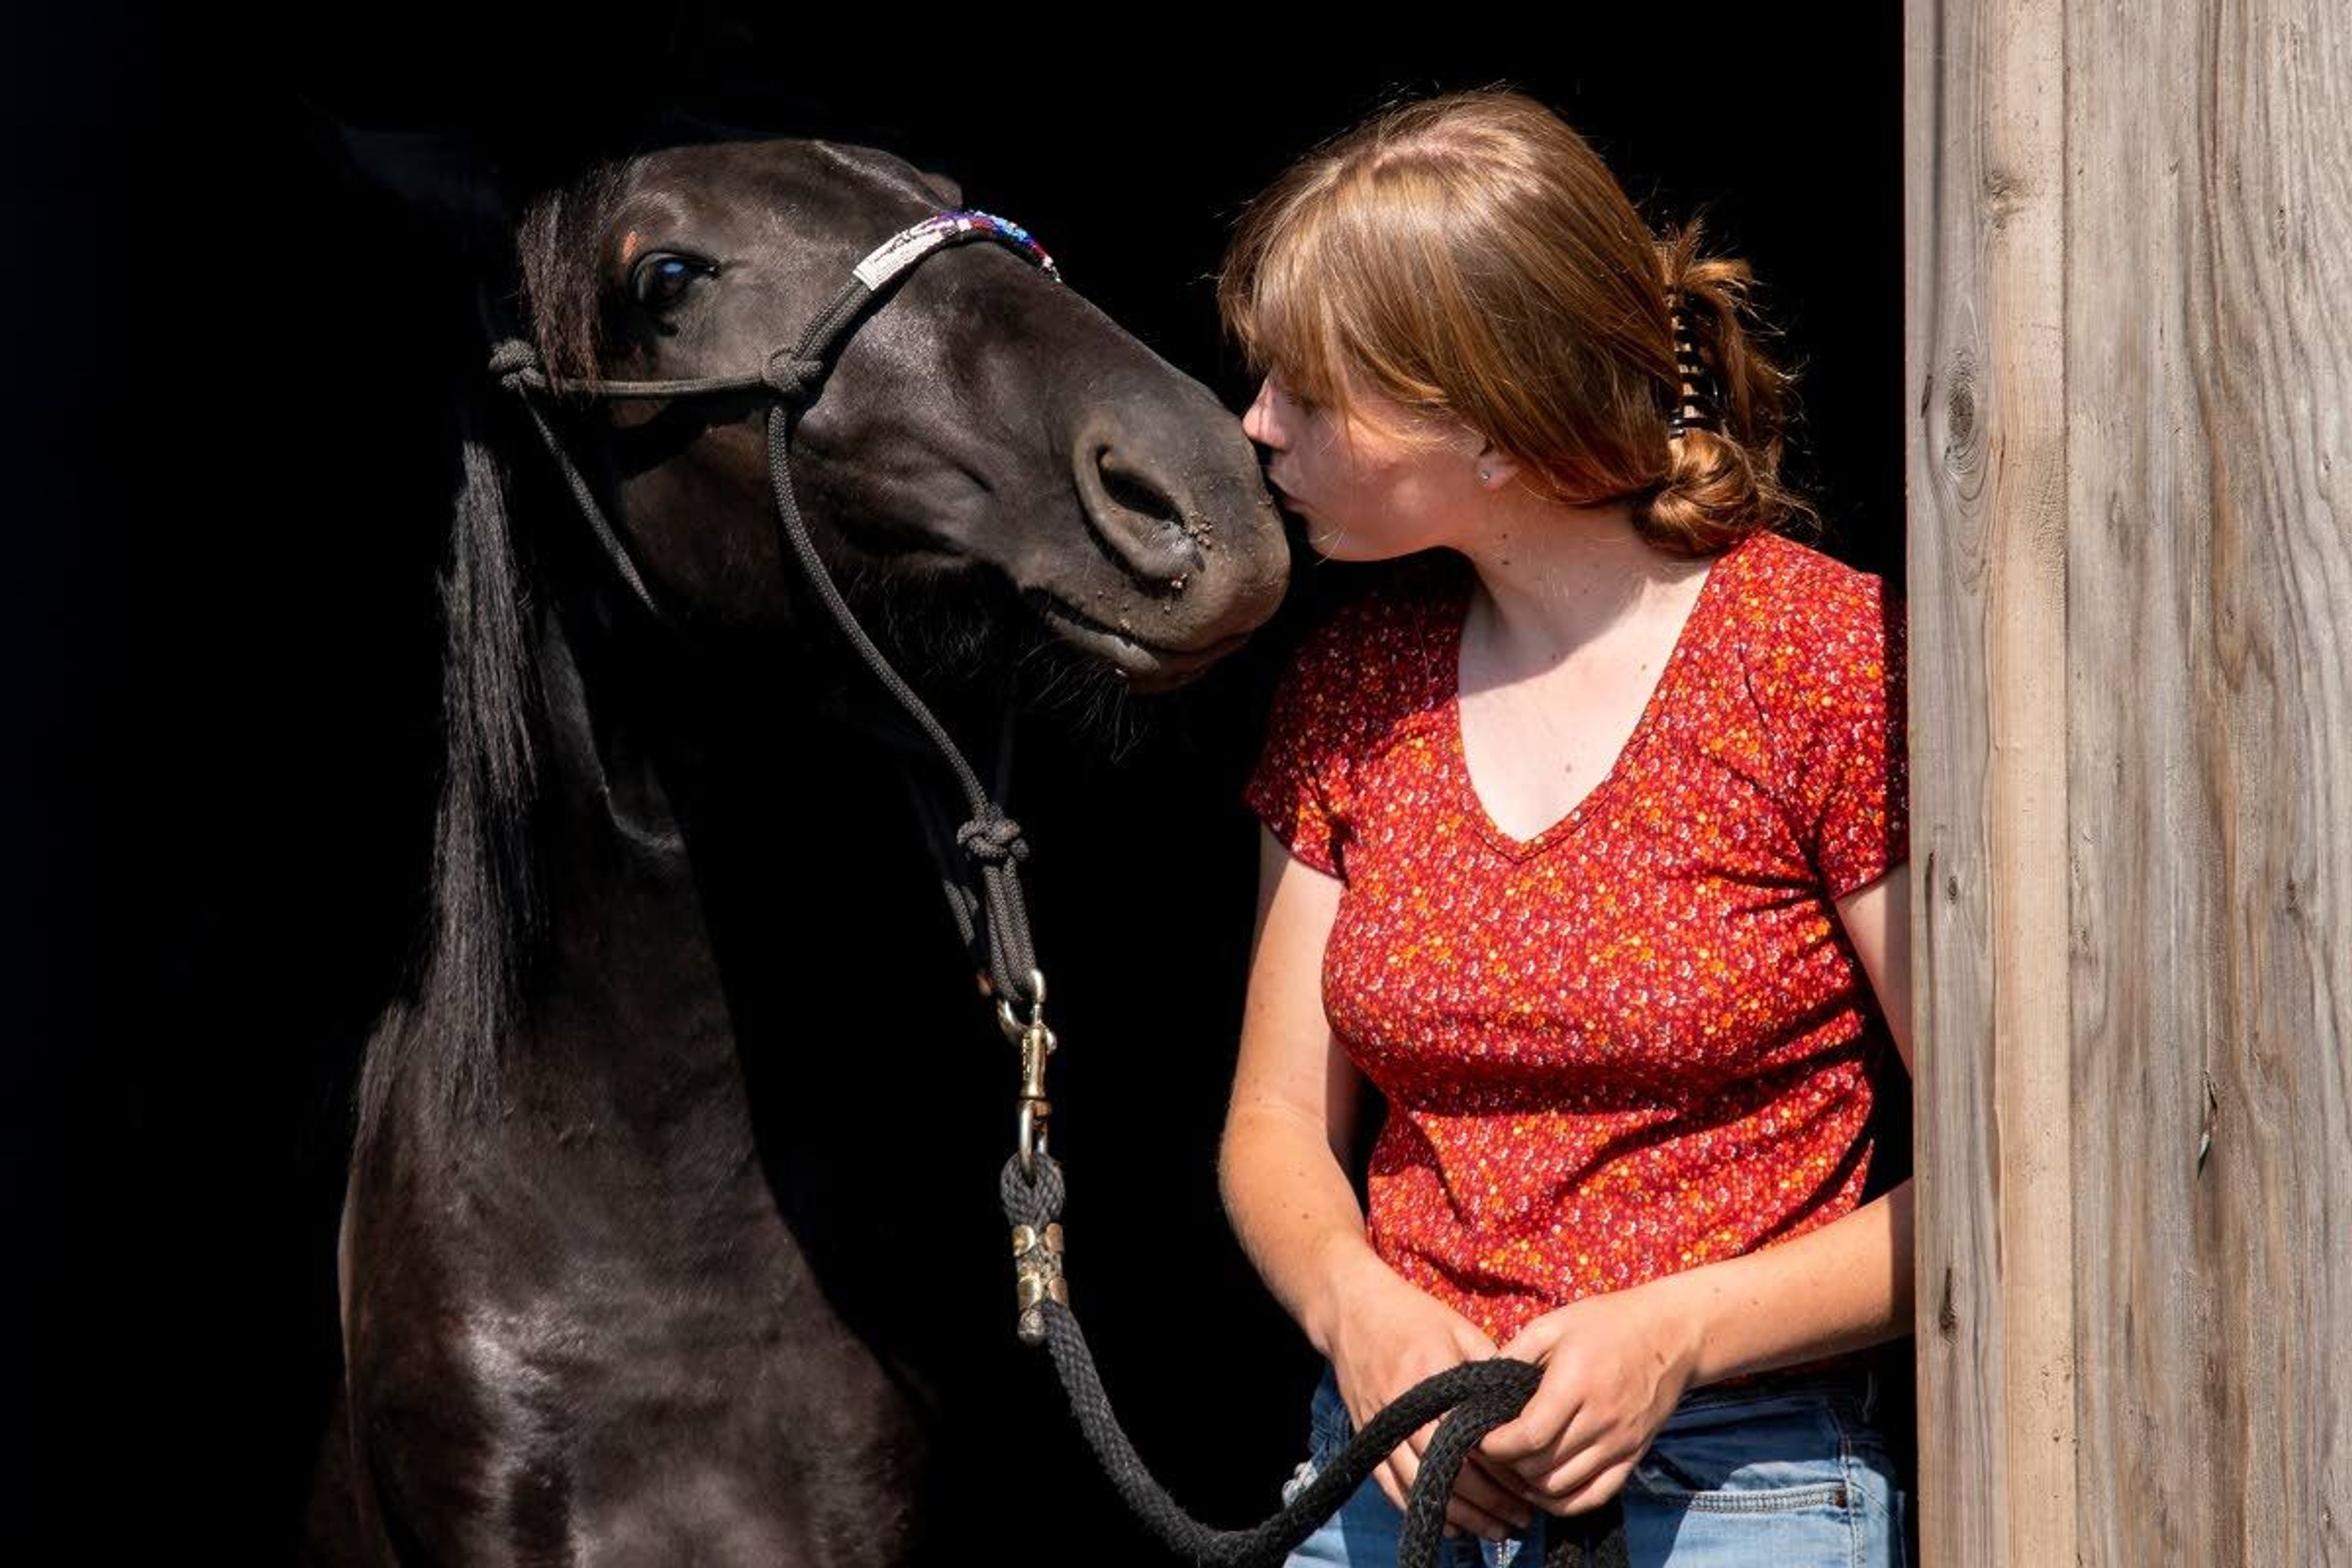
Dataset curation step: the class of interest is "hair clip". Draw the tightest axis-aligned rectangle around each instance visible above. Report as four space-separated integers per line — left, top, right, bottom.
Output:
1665 297 1721 437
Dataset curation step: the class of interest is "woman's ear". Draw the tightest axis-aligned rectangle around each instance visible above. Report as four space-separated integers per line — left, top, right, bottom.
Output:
1472 435 1523 489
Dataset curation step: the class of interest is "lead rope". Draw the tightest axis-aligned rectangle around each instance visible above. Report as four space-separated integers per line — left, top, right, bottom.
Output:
479 211 1630 1566
1001 1153 1629 1568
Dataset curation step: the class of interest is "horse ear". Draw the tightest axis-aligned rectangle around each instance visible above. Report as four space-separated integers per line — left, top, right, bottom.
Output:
913 166 963 208
298 99 519 268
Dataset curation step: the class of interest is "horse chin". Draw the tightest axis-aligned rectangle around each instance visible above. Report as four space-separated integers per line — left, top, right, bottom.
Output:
1027 590 1251 693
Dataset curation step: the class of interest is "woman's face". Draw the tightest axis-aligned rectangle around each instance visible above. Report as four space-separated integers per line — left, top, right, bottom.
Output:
1240 365 1483 562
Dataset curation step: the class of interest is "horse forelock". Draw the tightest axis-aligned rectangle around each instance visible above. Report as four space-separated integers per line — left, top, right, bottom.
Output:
514 156 636 390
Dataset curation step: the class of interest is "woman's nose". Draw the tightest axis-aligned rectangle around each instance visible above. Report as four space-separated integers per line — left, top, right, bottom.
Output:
1241 377 1282 449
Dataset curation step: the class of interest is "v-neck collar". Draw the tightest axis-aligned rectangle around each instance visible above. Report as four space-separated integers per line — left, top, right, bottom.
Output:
1437 532 1754 862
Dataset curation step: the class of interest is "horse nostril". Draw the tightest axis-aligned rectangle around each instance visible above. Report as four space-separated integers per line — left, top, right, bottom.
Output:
1099 456 1177 528
1086 445 1204 589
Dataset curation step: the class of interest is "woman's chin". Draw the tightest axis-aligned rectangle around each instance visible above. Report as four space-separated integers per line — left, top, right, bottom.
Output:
1306 531 1418 565
1298 518 1364 560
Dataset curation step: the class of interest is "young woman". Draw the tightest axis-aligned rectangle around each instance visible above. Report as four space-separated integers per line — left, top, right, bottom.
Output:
1215 89 1915 1566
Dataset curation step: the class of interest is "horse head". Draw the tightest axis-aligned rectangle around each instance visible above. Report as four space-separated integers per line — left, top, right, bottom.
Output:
331 109 1291 700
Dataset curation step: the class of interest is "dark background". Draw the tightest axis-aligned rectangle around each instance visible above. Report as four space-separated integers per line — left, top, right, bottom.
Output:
9 7 1905 1559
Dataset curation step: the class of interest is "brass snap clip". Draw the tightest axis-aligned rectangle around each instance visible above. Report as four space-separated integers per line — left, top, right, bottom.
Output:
995 967 1054 1181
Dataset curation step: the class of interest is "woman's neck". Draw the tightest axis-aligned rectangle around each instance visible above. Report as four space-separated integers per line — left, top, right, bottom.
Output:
1448 493 1715 668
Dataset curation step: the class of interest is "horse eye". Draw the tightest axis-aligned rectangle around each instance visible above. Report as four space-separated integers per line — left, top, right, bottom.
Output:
630 252 715 308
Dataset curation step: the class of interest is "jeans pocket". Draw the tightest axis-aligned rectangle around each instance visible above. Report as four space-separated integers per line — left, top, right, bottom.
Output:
1629 1445 1850 1513
1308 1365 1353 1458
1280 1452 1321 1509
1822 1394 1907 1546
1621 1393 1891 1564
1627 1396 1853 1515
1283 1365 1354 1508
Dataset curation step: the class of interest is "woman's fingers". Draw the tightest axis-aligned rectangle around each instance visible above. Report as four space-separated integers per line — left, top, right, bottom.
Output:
1437 1442 1539 1529
1551 1454 1639 1516
1538 1433 1640 1513
1465 1450 1548 1514
1389 1420 1534 1539
1374 1457 1412 1520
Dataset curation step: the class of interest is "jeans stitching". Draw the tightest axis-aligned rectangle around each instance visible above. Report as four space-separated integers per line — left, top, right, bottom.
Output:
1631 1393 1858 1517
1632 1480 1852 1514
1826 1401 1911 1567
1629 1450 1851 1513
1839 1431 1863 1568
1820 1392 1901 1526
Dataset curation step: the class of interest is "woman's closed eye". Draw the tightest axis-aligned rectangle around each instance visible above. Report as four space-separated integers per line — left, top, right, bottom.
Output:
1269 375 1318 415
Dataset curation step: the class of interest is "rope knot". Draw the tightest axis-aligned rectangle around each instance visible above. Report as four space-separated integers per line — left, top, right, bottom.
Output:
487 338 543 391
763 349 830 407
957 812 1030 867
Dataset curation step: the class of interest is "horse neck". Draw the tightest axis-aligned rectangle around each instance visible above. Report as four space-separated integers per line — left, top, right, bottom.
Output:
513 588 747 1140
502 556 1013 1171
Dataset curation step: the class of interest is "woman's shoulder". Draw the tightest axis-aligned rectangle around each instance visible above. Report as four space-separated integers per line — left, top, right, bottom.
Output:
1728 527 1902 622
1251 554 1464 789
1720 528 1905 694
1717 530 1911 893
1242 555 1464 873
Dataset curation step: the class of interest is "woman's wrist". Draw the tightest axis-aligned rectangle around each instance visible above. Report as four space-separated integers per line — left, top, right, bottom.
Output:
1633 1268 1721 1389
1634 1182 1917 1388
1303 1235 1393 1358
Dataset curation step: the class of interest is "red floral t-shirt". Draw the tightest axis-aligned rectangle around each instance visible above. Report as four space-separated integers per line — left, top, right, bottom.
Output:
1240 527 1910 1351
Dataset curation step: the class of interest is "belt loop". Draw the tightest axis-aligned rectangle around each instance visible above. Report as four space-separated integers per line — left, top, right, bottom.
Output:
1860 1364 1881 1423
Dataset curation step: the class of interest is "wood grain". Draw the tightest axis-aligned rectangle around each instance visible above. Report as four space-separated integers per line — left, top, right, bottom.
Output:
2065 1 2352 1563
1911 1 2350 1561
1907 0 2076 1562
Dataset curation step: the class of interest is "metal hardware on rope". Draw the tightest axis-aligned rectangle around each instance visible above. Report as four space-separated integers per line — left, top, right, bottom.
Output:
1010 1220 1068 1345
995 965 1056 1186
484 197 1630 1568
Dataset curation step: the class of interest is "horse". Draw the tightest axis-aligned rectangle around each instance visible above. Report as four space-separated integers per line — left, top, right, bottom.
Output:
299 111 1291 1565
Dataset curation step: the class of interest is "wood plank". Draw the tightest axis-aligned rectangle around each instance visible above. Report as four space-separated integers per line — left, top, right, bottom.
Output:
2067 2 2352 1563
1906 0 2077 1561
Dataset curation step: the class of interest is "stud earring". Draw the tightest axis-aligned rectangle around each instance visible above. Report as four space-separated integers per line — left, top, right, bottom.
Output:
1478 466 1491 482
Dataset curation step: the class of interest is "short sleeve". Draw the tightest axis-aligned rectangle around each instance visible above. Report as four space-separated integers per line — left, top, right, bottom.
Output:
1799 583 1912 899
1239 617 1359 881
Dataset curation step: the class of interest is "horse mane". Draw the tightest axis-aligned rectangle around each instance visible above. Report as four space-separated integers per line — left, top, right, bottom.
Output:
354 157 636 1162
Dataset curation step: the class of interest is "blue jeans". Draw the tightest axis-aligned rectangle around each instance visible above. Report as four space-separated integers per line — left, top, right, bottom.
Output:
1277 1360 1912 1567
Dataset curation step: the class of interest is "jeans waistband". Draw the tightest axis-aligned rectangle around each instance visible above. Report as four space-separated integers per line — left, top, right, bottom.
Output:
1313 1355 1882 1427
1672 1361 1881 1422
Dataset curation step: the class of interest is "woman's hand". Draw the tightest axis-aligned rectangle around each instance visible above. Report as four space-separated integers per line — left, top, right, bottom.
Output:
1324 1257 1539 1541
1472 1283 1705 1517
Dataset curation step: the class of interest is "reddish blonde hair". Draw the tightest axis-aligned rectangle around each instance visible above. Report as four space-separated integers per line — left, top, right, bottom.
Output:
1216 87 1819 556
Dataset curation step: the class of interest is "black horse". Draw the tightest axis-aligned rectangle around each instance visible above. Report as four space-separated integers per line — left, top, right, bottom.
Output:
301 113 1290 1564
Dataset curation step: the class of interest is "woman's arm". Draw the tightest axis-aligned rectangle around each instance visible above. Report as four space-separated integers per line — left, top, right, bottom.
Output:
1221 826 1536 1537
1218 824 1385 1357
1643 859 1915 1382
1473 861 1917 1513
